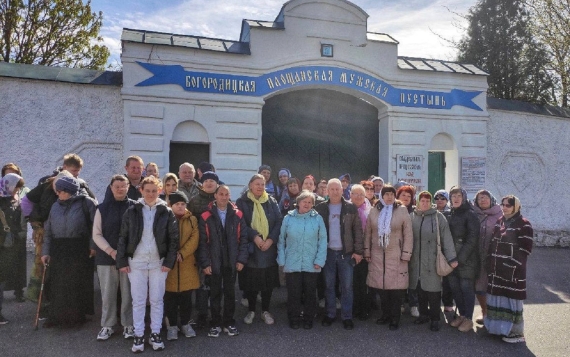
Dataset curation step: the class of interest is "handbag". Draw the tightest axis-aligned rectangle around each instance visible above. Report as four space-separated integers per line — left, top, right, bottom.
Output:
435 212 454 276
0 209 14 248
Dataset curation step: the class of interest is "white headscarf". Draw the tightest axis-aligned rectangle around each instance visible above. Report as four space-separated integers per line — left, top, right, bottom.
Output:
377 200 393 249
0 173 22 197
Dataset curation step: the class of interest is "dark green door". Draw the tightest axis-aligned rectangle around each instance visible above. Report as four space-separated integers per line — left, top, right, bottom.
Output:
262 89 379 182
428 152 445 194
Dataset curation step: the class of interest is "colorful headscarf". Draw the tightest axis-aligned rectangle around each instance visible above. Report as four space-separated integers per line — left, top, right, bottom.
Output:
0 173 22 197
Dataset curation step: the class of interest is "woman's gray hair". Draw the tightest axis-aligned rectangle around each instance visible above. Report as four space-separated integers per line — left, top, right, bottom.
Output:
296 190 315 205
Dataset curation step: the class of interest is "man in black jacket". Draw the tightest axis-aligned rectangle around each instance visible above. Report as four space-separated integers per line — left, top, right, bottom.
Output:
198 185 249 338
315 178 364 330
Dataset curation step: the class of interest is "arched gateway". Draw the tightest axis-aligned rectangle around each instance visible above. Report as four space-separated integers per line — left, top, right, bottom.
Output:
121 0 488 195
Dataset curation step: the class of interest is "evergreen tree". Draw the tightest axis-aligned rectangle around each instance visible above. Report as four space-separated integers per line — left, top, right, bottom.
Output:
0 0 110 70
457 0 553 104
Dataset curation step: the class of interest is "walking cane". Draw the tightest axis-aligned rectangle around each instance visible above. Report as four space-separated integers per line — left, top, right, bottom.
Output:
34 263 48 330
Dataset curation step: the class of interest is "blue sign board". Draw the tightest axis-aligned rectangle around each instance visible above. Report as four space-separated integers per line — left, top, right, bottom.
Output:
135 62 483 111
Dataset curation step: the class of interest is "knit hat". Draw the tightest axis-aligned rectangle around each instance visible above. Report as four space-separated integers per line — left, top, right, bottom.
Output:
278 168 291 178
169 190 188 205
198 161 214 173
339 173 351 182
434 189 449 201
371 176 384 184
258 165 271 173
55 176 80 195
201 171 219 184
0 173 23 197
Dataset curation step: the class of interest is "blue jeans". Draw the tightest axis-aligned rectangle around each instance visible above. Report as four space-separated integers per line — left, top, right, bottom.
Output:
447 273 475 319
324 249 354 320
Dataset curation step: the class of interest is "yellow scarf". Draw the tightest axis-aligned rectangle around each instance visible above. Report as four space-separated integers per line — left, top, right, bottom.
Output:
247 190 270 240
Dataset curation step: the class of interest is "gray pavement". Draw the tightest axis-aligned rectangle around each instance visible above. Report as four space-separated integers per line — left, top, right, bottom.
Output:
0 247 568 357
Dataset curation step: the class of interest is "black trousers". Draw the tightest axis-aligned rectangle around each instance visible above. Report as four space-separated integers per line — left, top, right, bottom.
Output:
377 289 405 324
164 290 193 326
415 282 442 321
286 272 318 322
209 267 236 327
353 260 372 317
245 289 273 312
441 276 454 307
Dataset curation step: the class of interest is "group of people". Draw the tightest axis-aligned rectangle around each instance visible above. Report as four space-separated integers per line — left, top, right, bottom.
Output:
0 156 533 353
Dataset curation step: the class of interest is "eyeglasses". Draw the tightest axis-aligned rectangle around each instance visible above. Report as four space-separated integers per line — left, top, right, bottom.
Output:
500 203 513 208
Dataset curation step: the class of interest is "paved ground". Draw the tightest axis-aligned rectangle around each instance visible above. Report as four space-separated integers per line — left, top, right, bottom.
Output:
0 247 568 357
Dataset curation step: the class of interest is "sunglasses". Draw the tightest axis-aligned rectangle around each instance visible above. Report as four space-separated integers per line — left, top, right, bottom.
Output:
500 203 513 208
364 187 374 191
434 197 447 201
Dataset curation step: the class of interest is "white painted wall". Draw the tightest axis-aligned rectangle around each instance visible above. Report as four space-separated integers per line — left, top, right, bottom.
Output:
486 108 570 246
0 77 124 202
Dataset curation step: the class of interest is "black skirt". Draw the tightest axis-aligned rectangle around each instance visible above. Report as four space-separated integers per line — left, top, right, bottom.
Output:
45 237 94 326
239 265 280 291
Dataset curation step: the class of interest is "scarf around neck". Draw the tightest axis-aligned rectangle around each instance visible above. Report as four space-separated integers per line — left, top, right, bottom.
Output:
247 190 270 240
377 203 393 249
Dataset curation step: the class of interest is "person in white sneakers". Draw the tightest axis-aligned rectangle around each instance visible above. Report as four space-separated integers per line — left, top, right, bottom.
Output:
93 175 135 341
164 191 200 341
117 176 179 352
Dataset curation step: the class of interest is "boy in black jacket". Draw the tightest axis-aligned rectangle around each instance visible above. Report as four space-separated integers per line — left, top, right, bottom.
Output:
198 185 250 337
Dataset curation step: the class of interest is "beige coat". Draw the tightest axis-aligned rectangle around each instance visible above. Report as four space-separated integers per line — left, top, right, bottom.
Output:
364 204 413 290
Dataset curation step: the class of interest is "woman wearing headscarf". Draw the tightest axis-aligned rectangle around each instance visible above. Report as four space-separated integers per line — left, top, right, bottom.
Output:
237 174 282 325
279 177 301 216
275 168 291 203
444 186 480 333
365 184 413 330
472 189 503 325
0 173 25 324
40 176 97 327
485 195 533 344
1 164 29 302
159 173 179 205
409 191 457 332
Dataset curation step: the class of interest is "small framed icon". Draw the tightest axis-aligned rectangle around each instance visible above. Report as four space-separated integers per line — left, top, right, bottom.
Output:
321 44 333 57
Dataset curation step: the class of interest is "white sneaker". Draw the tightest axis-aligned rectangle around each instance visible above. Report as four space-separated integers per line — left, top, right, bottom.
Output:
410 306 420 317
244 311 255 324
97 327 114 341
181 323 196 338
131 336 144 353
241 298 249 307
123 325 135 339
149 333 164 351
166 326 178 341
261 311 274 325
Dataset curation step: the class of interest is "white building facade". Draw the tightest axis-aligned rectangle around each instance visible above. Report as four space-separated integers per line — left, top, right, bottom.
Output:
1 0 568 245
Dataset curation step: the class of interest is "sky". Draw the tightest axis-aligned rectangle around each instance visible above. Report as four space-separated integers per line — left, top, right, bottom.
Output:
89 0 477 68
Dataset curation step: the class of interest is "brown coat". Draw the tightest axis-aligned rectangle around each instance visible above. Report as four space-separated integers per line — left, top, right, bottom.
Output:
166 210 200 292
365 204 413 290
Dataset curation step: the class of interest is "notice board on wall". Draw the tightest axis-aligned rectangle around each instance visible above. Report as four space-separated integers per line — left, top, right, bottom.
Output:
396 155 425 192
461 157 486 195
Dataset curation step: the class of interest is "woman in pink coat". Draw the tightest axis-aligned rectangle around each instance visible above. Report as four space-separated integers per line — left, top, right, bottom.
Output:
364 184 413 330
